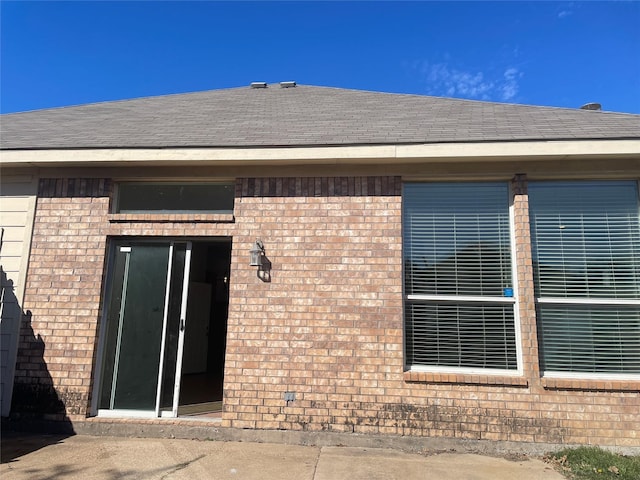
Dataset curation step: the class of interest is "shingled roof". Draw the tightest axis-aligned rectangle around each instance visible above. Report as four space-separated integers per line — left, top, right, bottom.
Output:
1 84 639 150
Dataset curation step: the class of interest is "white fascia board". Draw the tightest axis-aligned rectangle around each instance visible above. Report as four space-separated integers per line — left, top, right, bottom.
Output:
396 139 640 161
1 139 639 167
0 145 395 166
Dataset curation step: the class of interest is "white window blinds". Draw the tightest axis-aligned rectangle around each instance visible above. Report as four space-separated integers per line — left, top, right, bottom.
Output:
403 183 518 371
529 181 640 375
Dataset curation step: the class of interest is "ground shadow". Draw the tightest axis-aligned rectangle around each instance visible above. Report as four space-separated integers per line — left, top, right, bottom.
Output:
0 431 71 464
1 268 74 463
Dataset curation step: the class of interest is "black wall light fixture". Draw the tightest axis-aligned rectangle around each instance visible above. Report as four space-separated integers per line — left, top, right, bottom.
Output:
249 239 271 282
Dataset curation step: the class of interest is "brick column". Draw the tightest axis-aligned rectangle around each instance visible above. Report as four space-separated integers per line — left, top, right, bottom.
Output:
511 174 541 388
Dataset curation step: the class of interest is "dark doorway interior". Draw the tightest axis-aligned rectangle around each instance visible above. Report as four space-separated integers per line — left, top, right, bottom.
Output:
178 240 231 416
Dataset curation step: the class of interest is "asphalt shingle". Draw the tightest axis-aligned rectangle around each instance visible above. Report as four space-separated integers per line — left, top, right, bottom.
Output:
1 84 639 150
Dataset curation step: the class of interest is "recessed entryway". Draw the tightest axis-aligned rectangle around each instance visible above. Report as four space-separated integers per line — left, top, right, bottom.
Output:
177 241 230 417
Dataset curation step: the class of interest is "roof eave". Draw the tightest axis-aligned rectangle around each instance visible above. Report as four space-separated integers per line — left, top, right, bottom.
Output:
1 139 639 168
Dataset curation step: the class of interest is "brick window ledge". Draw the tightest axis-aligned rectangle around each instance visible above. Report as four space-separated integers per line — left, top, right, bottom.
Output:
541 377 640 392
404 371 528 387
108 213 235 223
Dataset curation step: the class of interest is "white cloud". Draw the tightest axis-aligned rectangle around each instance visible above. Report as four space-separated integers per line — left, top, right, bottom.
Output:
500 67 523 101
412 61 523 103
557 1 575 19
420 62 494 100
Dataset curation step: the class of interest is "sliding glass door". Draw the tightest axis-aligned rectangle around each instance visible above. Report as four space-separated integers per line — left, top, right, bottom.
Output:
97 240 192 417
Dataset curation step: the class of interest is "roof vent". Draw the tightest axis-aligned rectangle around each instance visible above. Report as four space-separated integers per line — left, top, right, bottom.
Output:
280 81 296 88
580 102 602 111
250 82 268 89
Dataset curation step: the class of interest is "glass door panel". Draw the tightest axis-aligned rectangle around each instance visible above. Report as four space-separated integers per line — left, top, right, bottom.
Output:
107 244 170 410
98 241 191 416
98 240 193 416
98 247 128 410
116 244 171 410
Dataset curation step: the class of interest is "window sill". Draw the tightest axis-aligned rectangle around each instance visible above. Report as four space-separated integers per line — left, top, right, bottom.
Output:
404 371 528 387
541 377 640 392
108 213 235 223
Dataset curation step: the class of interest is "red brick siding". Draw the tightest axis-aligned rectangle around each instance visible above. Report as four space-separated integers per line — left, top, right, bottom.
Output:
13 179 112 420
222 175 639 447
224 177 403 432
13 175 640 447
512 174 541 384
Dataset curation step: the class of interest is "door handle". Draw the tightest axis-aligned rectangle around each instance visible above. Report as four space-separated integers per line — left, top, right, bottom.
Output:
180 318 185 332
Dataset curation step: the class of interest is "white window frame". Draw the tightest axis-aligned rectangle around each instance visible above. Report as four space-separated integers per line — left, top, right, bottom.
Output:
403 181 523 376
530 179 640 380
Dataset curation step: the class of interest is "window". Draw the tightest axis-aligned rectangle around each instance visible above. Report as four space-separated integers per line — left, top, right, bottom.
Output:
529 181 640 376
114 183 234 214
403 183 518 372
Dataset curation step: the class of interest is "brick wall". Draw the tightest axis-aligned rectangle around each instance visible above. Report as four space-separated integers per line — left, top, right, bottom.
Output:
223 175 639 447
13 179 111 420
224 177 404 432
13 175 639 447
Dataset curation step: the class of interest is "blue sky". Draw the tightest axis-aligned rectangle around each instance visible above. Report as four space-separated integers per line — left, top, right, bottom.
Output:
1 1 639 114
